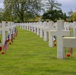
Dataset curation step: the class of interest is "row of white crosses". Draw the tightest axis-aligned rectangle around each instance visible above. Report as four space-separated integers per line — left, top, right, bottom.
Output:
19 21 68 47
19 21 58 55
64 22 70 30
31 21 56 43
19 20 76 59
70 22 76 37
1 21 16 45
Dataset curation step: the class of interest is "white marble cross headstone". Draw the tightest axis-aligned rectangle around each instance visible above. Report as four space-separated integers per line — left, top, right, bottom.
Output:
8 22 13 40
48 21 56 47
72 22 76 37
42 22 48 40
49 20 70 59
37 22 40 35
2 21 8 45
39 22 44 38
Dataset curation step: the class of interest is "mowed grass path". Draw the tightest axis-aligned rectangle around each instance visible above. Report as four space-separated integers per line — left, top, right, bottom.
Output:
0 28 76 75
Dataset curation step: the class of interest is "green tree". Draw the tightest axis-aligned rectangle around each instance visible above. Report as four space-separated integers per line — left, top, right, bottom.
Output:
4 0 43 22
42 10 66 22
68 10 73 22
63 13 67 21
72 12 76 21
0 8 4 22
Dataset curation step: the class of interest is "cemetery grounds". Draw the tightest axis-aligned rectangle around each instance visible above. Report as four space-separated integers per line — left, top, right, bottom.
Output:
0 27 76 75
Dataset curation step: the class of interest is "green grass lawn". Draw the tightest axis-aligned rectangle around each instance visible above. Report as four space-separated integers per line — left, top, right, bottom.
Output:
0 27 76 75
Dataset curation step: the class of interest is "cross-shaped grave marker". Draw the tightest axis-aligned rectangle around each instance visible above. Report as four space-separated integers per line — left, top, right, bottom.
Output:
2 21 16 45
39 22 44 38
7 22 15 40
48 21 56 47
36 22 40 35
7 22 12 40
2 21 9 45
43 21 48 41
72 22 76 37
49 20 70 59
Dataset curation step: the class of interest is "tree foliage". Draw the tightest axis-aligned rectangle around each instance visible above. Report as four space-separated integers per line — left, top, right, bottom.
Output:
4 0 43 22
42 10 67 22
72 12 76 21
45 0 62 10
0 8 4 22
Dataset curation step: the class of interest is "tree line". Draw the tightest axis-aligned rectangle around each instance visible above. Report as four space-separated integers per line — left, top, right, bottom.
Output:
0 0 75 22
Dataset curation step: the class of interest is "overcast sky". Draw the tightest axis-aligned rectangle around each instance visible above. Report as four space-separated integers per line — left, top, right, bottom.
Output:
0 0 4 8
58 0 76 14
0 0 76 15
